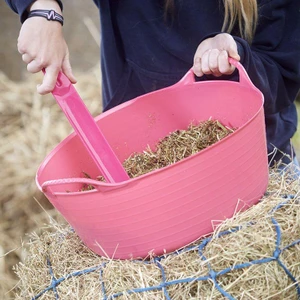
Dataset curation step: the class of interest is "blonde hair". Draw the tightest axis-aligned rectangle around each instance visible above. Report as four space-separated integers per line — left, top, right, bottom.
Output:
222 0 258 43
164 0 258 44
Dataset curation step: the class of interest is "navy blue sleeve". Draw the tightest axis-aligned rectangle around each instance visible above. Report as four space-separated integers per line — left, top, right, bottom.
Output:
234 0 300 115
5 0 63 23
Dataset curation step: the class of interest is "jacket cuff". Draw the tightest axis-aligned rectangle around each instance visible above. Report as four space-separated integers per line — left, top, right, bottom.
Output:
231 36 247 65
9 0 63 23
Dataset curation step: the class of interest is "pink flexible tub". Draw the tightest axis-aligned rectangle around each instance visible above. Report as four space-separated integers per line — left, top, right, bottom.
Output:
36 59 268 259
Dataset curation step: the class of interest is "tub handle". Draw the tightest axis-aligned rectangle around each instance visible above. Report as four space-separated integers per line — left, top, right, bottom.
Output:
41 177 128 195
228 58 257 89
176 58 258 90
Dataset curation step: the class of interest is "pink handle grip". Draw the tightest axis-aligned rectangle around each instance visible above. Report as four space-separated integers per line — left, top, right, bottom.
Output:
50 71 130 183
176 58 256 89
41 177 129 195
42 178 104 192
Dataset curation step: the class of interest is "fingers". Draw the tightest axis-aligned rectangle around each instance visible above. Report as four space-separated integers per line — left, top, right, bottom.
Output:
26 57 60 94
24 57 60 94
193 56 203 77
61 52 77 84
193 33 241 77
35 53 76 95
27 59 44 73
227 44 240 61
22 53 33 64
194 49 233 77
37 66 60 95
200 49 222 77
218 50 235 74
25 55 76 94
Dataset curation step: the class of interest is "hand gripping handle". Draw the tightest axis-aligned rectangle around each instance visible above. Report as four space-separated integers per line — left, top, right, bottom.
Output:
176 58 257 89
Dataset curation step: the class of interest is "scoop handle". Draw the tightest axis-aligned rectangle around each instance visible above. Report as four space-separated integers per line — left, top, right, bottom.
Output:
51 71 130 183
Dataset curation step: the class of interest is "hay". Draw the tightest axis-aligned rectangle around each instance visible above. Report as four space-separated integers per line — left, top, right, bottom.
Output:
12 170 300 299
0 67 101 298
81 120 234 190
123 120 234 179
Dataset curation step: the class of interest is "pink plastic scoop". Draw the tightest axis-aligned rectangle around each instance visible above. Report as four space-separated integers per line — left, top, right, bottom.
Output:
50 71 130 183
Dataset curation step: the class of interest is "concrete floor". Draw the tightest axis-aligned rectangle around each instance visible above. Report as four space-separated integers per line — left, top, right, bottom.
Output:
0 0 100 81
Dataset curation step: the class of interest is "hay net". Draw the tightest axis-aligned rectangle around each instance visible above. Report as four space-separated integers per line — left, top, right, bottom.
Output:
14 170 300 300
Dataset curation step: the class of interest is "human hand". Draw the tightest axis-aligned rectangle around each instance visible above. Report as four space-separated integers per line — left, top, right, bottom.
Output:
193 33 240 77
17 0 76 94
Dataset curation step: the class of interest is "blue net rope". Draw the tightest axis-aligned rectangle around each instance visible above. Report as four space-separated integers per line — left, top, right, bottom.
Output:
32 195 300 300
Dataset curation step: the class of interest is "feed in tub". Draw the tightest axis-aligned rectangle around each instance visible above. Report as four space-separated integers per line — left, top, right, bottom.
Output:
80 119 234 191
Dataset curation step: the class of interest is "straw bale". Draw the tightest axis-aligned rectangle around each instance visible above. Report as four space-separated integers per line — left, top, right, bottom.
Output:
1 65 300 299
0 66 101 298
12 170 300 300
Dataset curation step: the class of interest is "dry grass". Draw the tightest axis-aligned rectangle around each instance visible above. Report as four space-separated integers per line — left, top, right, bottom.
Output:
0 66 101 299
82 119 234 189
12 170 300 300
123 120 234 179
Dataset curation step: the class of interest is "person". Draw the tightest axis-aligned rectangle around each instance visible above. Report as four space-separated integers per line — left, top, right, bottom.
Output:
5 0 300 169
